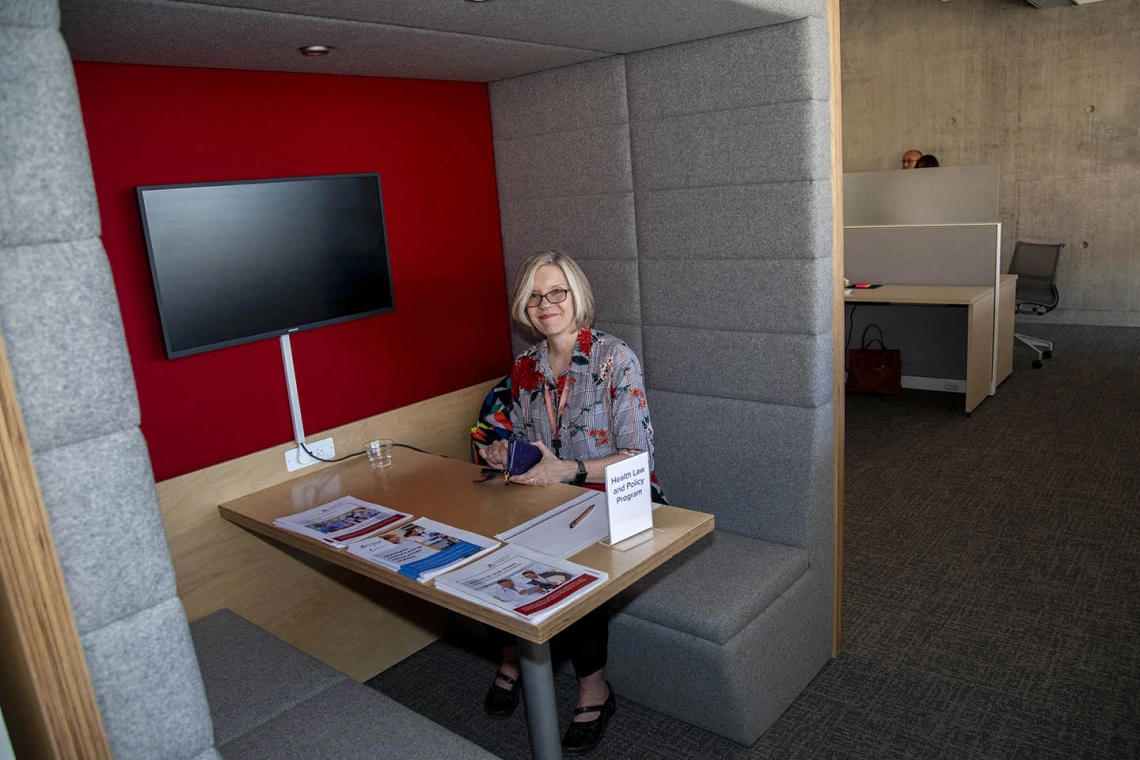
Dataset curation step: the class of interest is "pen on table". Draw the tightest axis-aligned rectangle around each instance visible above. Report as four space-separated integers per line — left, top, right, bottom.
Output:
569 504 594 529
504 440 514 486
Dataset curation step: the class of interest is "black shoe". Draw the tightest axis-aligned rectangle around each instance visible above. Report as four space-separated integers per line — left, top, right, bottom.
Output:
561 682 616 756
484 671 520 718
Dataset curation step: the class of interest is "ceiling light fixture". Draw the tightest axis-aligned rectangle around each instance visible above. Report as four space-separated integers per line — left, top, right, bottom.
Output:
299 45 331 56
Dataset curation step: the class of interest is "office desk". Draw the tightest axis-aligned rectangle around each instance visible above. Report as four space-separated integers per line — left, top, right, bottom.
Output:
220 449 714 760
845 275 1016 413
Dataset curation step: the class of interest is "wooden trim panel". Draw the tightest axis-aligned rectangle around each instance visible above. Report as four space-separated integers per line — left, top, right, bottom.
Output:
829 0 846 658
0 330 111 760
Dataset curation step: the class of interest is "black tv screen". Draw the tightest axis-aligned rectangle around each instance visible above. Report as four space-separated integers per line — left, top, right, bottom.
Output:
137 173 395 359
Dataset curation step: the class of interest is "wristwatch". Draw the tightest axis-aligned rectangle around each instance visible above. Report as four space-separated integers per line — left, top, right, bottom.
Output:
571 459 588 486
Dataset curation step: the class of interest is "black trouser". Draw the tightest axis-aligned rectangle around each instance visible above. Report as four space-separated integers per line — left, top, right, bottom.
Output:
491 607 608 677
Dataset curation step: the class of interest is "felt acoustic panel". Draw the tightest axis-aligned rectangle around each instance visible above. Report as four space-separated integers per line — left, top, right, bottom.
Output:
640 258 832 336
630 100 831 190
627 19 834 547
0 27 100 248
0 238 140 453
576 258 641 324
489 55 628 139
33 429 178 635
0 0 59 28
643 326 832 408
499 193 637 262
499 256 642 324
1 4 219 758
592 321 643 359
491 56 641 357
493 124 633 200
625 17 830 122
492 18 836 747
650 391 833 547
637 181 831 261
81 599 216 760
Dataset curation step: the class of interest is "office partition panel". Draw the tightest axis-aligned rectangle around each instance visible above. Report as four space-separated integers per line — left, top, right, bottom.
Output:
845 224 1000 287
844 165 1000 227
842 223 1004 395
842 162 1006 400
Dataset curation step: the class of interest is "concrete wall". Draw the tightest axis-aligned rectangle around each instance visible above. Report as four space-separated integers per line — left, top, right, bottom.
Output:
840 0 1140 326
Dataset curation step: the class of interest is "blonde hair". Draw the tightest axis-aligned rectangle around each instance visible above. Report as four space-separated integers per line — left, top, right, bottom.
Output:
509 251 595 336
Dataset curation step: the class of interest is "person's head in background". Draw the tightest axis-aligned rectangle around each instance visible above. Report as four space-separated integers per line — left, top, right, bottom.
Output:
901 149 922 169
915 154 940 168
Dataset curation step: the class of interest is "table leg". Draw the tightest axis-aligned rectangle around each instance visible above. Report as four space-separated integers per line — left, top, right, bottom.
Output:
517 637 562 760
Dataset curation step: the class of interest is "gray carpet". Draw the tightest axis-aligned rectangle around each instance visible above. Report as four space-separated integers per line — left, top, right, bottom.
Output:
367 323 1140 759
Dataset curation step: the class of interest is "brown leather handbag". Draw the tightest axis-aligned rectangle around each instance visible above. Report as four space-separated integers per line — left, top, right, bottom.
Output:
846 324 902 395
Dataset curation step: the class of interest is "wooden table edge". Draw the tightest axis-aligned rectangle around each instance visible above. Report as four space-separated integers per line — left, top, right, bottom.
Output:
218 503 714 645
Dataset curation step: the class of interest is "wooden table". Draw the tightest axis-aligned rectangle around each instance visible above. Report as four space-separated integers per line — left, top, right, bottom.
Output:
220 448 714 758
844 275 1016 413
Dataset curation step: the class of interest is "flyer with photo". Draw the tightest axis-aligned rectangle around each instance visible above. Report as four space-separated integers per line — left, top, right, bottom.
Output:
347 518 500 582
273 495 412 546
434 544 608 624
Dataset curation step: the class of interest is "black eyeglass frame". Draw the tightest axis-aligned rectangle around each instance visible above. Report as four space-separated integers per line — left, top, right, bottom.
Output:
526 288 571 308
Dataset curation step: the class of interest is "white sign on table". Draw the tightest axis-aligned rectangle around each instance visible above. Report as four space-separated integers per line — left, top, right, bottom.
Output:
601 452 654 549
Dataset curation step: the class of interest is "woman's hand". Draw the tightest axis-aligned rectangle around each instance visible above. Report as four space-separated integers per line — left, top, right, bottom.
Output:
482 439 510 470
510 441 576 486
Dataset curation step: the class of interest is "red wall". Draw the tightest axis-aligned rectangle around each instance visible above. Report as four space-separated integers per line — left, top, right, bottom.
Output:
73 63 512 482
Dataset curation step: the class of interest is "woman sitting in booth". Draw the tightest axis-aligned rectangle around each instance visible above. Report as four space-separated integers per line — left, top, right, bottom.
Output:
480 250 663 755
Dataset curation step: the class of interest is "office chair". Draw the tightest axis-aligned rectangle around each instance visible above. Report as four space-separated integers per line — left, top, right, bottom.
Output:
1009 241 1063 368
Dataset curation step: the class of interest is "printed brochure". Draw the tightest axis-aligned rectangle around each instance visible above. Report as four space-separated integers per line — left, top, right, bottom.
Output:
347 518 500 582
273 495 412 547
434 544 608 624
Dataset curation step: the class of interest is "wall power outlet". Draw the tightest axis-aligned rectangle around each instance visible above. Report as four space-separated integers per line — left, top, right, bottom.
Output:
284 437 335 472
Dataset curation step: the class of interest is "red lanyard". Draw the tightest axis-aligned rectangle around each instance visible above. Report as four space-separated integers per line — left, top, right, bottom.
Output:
542 377 571 457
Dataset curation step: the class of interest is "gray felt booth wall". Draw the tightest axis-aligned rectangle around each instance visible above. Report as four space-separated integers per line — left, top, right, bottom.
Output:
0 6 499 760
490 13 835 746
0 2 222 759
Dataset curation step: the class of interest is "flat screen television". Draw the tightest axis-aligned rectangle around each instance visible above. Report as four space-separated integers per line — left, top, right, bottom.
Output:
137 173 395 359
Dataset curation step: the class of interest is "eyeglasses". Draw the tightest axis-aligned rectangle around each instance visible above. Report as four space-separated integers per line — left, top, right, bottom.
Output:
527 288 570 308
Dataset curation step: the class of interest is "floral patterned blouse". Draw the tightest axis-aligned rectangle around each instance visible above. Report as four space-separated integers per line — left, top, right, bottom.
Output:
509 327 659 488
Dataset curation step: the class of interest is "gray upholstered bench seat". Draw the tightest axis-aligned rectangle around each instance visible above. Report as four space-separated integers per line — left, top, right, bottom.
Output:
190 609 496 760
606 529 825 745
612 531 808 644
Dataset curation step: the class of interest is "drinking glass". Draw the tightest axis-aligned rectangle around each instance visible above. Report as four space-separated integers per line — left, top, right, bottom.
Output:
365 439 393 468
